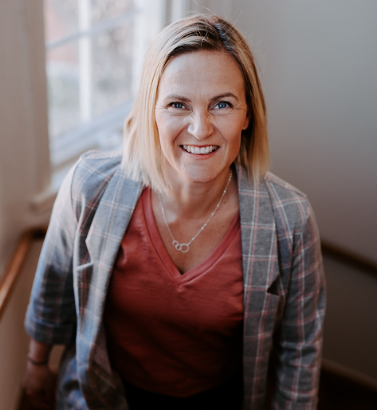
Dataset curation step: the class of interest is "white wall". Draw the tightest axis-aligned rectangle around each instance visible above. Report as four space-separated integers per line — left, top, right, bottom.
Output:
222 0 377 263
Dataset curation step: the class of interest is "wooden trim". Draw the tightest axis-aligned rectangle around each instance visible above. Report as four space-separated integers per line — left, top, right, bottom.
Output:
321 240 377 276
321 358 377 393
0 228 46 321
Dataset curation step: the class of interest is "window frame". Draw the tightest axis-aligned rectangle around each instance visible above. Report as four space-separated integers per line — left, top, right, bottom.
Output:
45 0 167 171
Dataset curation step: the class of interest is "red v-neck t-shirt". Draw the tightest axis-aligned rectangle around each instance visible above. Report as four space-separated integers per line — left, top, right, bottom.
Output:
104 187 244 397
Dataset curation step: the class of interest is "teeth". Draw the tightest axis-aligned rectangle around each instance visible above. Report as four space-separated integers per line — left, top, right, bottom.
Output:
182 145 218 154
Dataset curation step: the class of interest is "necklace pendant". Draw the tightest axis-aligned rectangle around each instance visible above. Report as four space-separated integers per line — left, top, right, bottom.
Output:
172 240 190 253
159 171 232 254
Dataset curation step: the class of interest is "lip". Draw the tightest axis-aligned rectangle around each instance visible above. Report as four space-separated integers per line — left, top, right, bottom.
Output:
181 144 219 155
179 145 219 160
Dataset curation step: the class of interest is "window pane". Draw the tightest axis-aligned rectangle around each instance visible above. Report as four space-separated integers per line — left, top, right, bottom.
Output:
46 44 80 139
92 22 134 117
91 0 134 23
44 0 79 43
43 0 163 164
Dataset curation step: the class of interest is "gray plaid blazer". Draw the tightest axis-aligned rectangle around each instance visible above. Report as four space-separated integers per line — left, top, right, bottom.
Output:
25 150 325 410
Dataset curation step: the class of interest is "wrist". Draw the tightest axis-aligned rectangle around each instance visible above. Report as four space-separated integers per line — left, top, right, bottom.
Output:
27 339 52 366
27 355 49 366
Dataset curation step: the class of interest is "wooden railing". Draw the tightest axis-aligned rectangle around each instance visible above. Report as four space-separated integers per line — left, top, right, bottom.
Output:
0 228 46 321
321 240 377 277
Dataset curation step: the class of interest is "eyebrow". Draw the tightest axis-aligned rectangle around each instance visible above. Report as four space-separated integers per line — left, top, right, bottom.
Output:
164 92 240 103
164 94 191 103
211 92 239 102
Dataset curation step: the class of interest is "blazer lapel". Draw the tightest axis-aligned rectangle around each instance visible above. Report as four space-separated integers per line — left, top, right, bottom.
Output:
83 168 143 334
74 167 142 406
237 165 279 293
237 166 281 408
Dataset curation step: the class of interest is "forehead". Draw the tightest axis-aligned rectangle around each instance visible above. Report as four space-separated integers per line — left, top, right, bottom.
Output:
158 50 246 99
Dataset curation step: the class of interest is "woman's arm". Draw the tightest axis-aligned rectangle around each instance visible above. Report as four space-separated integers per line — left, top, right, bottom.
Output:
23 339 56 410
272 203 326 409
27 338 52 364
24 164 80 407
25 164 78 346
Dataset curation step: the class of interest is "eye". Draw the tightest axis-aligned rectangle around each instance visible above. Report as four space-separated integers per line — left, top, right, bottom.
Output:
214 101 232 110
169 102 186 109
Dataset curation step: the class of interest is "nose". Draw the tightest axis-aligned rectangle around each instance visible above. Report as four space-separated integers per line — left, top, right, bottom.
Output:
187 111 214 140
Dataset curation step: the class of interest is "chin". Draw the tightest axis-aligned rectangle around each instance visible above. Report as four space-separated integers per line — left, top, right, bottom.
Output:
179 166 227 185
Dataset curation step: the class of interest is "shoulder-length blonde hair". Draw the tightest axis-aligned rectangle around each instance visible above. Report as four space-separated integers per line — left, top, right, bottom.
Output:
122 14 269 192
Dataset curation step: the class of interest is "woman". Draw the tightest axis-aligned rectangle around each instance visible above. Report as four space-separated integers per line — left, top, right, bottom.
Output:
24 14 325 410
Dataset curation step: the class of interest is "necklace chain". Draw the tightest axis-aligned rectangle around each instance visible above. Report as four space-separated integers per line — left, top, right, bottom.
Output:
158 171 233 253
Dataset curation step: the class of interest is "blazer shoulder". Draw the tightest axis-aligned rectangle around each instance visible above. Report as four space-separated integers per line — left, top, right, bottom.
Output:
75 149 123 176
263 172 312 237
264 172 307 200
68 150 123 216
71 149 122 191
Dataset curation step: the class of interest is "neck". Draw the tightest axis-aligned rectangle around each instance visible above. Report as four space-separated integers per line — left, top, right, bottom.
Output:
158 167 236 220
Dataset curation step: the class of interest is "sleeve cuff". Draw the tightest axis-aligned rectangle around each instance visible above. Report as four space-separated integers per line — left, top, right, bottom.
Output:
25 307 76 345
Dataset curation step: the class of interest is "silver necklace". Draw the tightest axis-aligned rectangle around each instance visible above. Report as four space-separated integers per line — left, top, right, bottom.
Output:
158 171 232 253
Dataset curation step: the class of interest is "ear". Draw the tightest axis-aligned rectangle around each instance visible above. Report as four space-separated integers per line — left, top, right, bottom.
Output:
242 109 252 130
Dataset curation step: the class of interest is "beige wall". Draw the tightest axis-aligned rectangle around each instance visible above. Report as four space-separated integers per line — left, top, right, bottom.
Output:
0 2 52 404
225 0 377 263
196 0 377 262
0 0 51 278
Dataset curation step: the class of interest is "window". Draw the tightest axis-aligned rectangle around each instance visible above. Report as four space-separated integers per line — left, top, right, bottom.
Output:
43 0 166 167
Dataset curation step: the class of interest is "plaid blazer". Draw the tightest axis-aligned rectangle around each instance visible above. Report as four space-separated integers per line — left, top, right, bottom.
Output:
25 150 325 410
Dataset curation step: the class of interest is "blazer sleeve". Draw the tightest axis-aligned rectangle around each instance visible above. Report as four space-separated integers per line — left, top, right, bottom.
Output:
25 164 78 345
272 201 326 410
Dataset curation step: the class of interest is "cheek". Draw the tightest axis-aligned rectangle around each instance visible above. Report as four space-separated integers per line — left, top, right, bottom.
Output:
156 115 184 144
156 120 182 164
229 136 242 160
217 118 243 148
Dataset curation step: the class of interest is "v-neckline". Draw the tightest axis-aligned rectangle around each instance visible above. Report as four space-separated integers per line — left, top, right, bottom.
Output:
142 187 240 284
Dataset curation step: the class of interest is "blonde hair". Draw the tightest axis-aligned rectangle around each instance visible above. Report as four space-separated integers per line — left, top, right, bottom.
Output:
122 14 269 192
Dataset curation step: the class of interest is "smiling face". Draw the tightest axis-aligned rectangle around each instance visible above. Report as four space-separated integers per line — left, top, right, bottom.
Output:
155 50 250 187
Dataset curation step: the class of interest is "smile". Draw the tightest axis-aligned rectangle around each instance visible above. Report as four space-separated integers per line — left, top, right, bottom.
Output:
182 145 219 154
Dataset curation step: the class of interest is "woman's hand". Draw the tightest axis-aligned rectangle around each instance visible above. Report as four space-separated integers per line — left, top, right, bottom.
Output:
23 361 57 410
23 339 56 409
